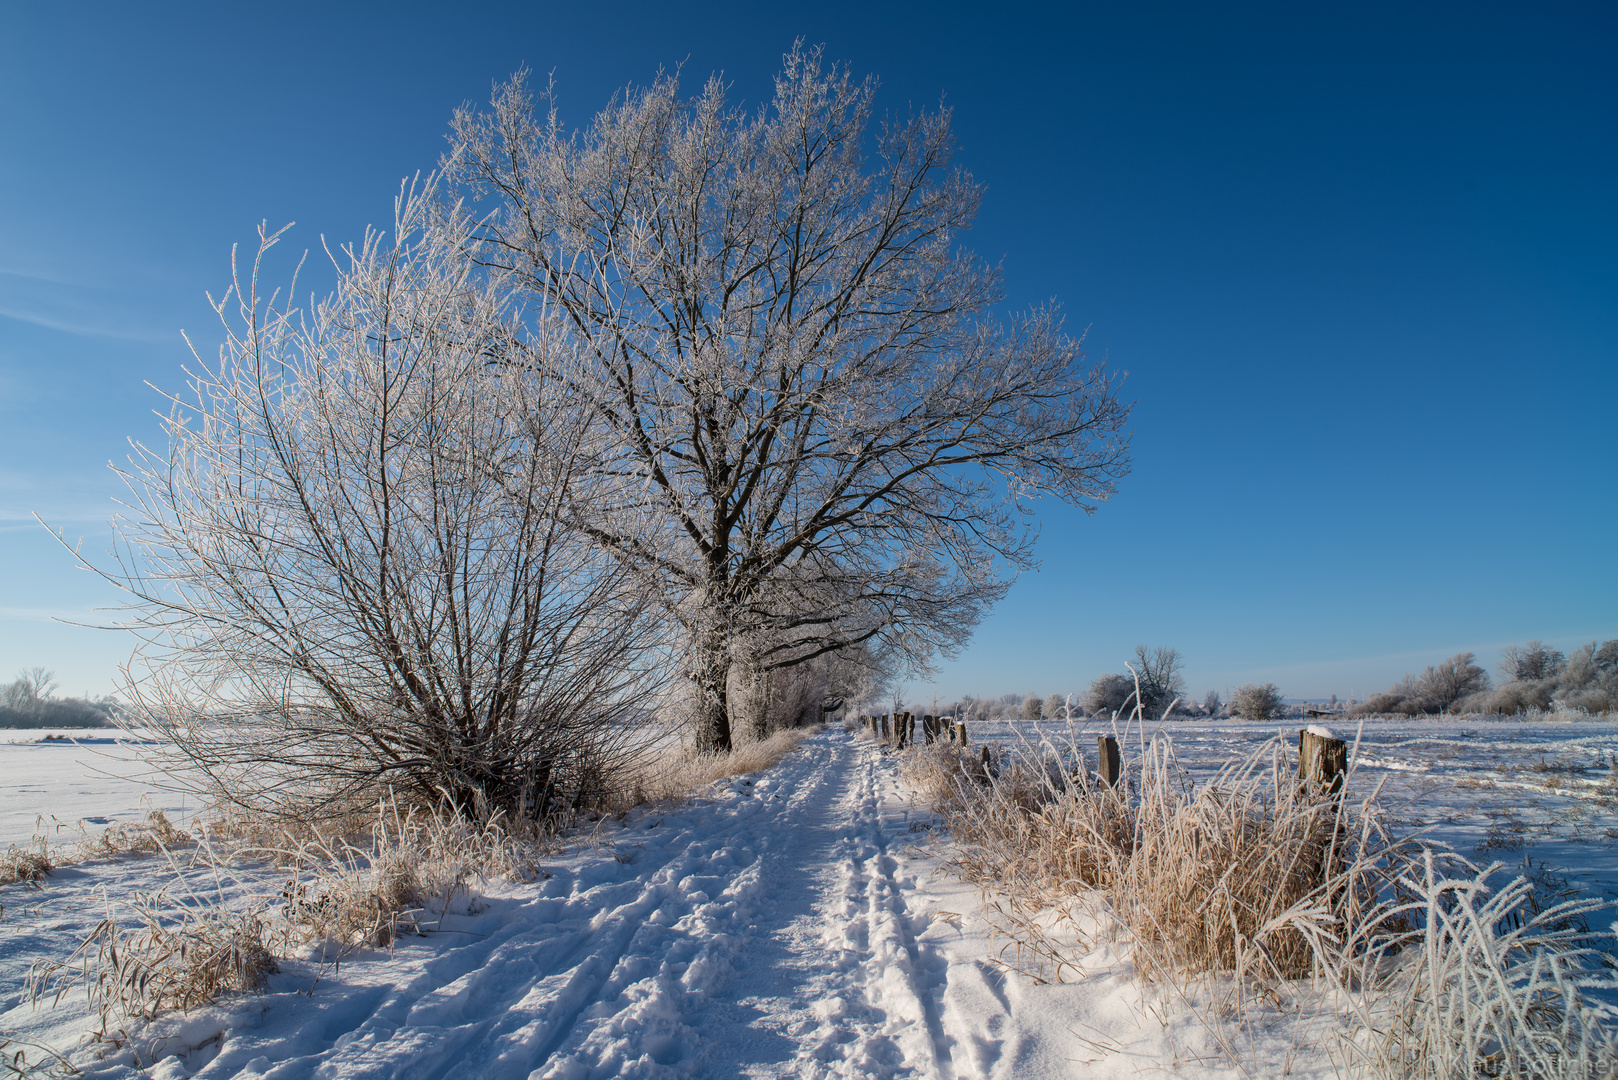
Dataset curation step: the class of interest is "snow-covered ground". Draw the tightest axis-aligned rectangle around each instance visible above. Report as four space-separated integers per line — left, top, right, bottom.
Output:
0 731 199 848
2 718 1615 1078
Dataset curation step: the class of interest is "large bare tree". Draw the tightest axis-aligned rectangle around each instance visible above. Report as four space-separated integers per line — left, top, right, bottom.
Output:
66 182 666 820
450 46 1132 751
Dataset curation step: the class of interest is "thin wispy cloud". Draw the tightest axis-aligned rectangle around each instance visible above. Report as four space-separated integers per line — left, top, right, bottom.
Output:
0 304 176 345
0 605 115 624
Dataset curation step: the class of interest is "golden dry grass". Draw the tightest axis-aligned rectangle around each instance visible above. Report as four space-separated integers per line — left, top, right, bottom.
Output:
632 726 820 804
903 734 1401 989
3 809 191 888
904 730 1618 1077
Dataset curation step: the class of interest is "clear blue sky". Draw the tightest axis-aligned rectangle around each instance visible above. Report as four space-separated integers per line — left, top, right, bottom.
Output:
2 1 1613 703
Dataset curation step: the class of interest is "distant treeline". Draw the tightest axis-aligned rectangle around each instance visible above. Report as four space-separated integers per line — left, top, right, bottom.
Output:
0 669 115 728
1354 640 1618 717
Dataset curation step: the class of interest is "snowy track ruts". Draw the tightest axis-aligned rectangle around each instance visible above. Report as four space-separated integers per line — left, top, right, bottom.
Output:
78 729 972 1080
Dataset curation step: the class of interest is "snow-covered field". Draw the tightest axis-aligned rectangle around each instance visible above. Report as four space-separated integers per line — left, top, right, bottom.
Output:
0 731 199 849
1 717 1615 1078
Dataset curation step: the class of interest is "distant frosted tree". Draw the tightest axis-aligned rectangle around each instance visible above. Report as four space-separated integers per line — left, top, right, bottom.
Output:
1230 683 1284 721
1020 695 1043 722
1086 673 1136 716
449 45 1132 752
1418 653 1490 711
1044 692 1067 721
1203 690 1222 716
1498 641 1566 683
1130 645 1186 718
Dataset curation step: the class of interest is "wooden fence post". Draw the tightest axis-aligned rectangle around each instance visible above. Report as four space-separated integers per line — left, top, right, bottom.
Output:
955 719 968 746
1097 735 1122 787
1298 730 1347 794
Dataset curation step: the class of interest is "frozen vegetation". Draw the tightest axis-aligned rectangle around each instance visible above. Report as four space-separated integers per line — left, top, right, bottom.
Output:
2 714 1615 1077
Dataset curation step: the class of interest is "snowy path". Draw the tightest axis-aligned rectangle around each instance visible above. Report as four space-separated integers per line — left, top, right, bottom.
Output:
3 729 1072 1079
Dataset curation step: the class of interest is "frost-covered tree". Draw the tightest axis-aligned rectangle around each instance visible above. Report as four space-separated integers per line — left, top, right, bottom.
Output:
1130 645 1186 719
448 45 1131 751
1498 641 1566 683
1086 673 1136 716
1044 692 1067 721
65 185 666 820
1202 690 1222 716
1020 695 1043 722
1230 682 1284 721
1417 652 1490 711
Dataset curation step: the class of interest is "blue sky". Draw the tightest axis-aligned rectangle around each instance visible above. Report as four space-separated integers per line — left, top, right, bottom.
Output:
1 1 1613 703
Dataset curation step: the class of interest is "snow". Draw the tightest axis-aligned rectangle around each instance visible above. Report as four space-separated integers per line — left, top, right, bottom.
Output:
3 718 1616 1077
1304 723 1336 739
0 731 198 848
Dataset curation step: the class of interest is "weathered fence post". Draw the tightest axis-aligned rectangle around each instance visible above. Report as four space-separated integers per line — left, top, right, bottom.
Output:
1097 735 1122 787
955 719 968 746
880 714 890 740
1298 730 1347 794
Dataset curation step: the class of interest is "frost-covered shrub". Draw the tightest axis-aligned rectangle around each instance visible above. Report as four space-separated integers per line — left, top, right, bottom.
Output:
1356 653 1491 716
1085 673 1136 716
1418 652 1490 709
1450 638 1618 717
1230 682 1284 720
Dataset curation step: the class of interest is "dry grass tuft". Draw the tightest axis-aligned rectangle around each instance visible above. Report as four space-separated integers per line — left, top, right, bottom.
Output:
2 810 193 888
29 882 278 1036
272 798 529 953
905 732 1404 990
905 727 1618 1077
633 727 818 804
1 835 52 887
74 810 189 861
1335 850 1618 1078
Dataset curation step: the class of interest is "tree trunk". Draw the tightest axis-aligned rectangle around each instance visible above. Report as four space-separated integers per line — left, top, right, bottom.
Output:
737 661 772 742
692 634 733 754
